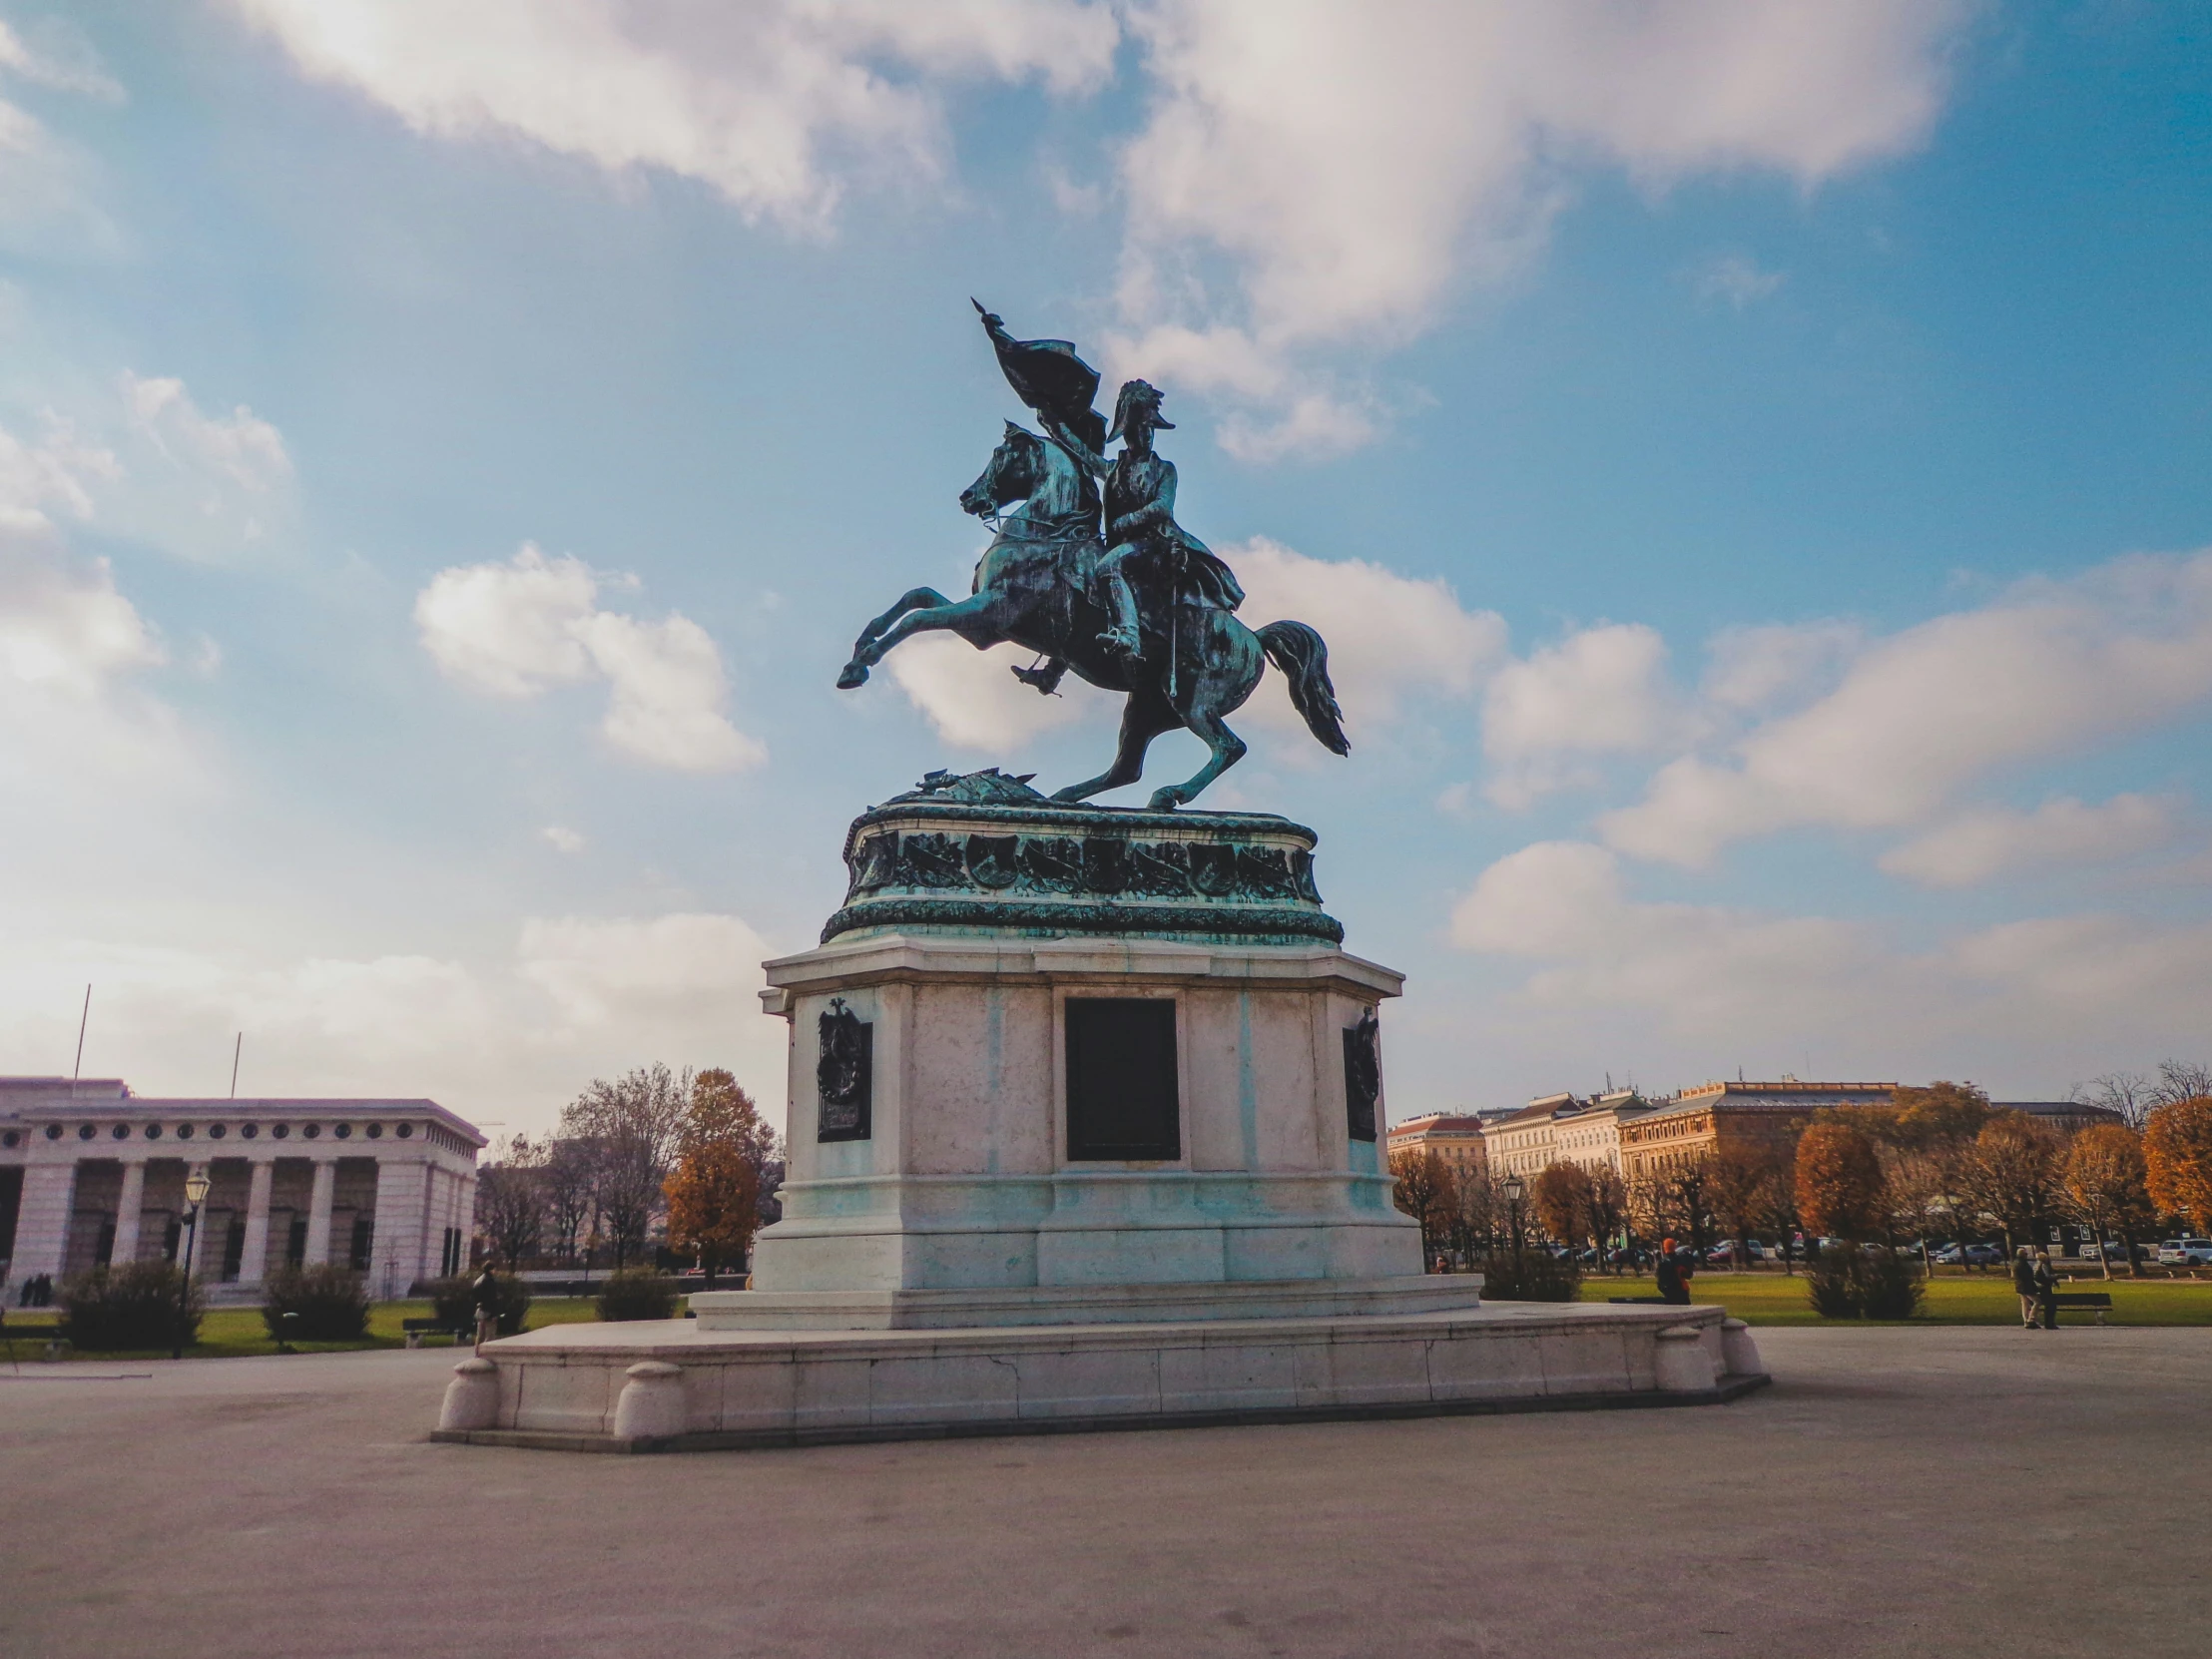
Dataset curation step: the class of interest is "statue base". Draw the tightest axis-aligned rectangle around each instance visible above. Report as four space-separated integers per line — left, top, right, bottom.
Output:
432 778 1773 1448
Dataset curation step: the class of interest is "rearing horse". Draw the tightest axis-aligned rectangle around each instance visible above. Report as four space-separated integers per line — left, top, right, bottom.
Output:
835 423 1349 809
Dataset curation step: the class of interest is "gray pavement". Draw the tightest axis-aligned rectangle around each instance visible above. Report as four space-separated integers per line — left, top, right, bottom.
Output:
3 1327 2207 1658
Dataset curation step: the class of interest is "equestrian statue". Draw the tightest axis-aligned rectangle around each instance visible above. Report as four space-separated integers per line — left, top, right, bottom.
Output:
835 301 1349 810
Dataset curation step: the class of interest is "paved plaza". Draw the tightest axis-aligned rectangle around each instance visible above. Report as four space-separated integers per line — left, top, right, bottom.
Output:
4 1327 2207 1658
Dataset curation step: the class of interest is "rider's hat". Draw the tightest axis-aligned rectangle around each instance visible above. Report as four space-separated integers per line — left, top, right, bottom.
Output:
1109 378 1173 441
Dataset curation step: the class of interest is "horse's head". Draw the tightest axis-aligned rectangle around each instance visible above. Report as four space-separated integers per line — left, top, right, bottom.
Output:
960 421 1042 518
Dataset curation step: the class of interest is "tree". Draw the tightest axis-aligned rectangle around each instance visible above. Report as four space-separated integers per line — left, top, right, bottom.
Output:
1889 1082 1994 1150
688 1068 784 1220
664 1143 763 1287
2065 1124 2154 1280
540 1134 598 1268
1390 1150 1453 1264
2079 1071 2155 1130
1963 1112 2064 1256
1531 1162 1591 1251
2144 1095 2212 1232
2151 1060 2212 1109
1795 1122 1886 1243
1708 1146 1785 1268
476 1134 547 1269
1585 1167 1629 1274
1444 1165 1499 1266
1640 1154 1719 1254
562 1064 693 1270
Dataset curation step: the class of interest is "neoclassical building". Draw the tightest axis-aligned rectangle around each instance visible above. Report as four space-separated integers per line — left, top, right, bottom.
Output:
1383 1112 1489 1184
0 1077 485 1303
1481 1088 1650 1181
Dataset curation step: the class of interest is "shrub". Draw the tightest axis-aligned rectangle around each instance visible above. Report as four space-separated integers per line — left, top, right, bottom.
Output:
1806 1247 1926 1321
1478 1248 1583 1303
596 1267 679 1323
60 1262 203 1352
261 1265 370 1343
427 1271 531 1336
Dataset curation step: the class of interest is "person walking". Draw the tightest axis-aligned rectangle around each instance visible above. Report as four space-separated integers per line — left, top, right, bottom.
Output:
2012 1248 2038 1328
2033 1250 2059 1332
471 1259 502 1353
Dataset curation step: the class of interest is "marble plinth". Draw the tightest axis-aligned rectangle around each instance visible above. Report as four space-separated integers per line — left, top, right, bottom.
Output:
691 1273 1483 1331
431 1302 1769 1452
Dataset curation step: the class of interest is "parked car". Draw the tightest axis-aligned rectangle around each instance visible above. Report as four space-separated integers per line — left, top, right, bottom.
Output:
1706 1240 1767 1264
1933 1243 2004 1266
2157 1239 2212 1267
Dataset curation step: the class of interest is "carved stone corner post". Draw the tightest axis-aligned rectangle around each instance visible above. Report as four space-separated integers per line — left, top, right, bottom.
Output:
438 1357 500 1431
818 997 872 1143
1343 1005 1381 1143
613 1361 687 1440
1654 1325 1718 1392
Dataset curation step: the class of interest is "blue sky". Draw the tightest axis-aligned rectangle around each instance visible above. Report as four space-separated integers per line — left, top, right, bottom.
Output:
2 2 2207 1138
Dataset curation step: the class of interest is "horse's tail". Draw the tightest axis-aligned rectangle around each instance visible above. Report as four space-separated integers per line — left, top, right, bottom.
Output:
1257 620 1351 757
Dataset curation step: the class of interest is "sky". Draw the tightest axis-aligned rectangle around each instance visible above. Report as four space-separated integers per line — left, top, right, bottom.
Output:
1 1 2208 1141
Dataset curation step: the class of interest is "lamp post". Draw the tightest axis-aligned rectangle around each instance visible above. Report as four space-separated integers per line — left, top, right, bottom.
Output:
1501 1171 1526 1265
175 1164 210 1361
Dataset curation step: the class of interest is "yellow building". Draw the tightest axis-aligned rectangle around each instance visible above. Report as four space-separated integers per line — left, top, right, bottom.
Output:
1619 1079 1895 1185
1384 1112 1488 1185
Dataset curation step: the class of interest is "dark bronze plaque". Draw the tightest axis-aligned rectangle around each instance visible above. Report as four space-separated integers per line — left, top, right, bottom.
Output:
818 998 872 1142
1343 1006 1381 1143
1065 998 1179 1161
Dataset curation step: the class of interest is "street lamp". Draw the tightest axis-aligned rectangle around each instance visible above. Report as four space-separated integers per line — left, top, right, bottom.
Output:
175 1165 210 1361
1500 1172 1526 1263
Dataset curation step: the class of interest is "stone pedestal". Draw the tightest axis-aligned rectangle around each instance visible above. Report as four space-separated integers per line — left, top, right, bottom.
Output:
437 779 1769 1450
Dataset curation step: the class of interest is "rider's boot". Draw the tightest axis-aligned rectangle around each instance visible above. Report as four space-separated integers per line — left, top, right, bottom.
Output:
1011 657 1067 695
1098 574 1143 664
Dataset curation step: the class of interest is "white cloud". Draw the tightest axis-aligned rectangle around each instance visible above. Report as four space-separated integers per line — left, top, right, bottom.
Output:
228 0 1117 234
122 372 291 495
414 544 765 773
541 825 587 854
1232 537 1504 734
1603 551 2212 865
518 911 772 1030
1695 253 1786 308
0 410 119 529
888 632 1099 752
1110 0 1965 453
1481 622 1682 807
1880 795 2181 888
1451 837 2212 1060
0 529 163 698
0 18 123 253
1700 619 1862 714
0 18 125 102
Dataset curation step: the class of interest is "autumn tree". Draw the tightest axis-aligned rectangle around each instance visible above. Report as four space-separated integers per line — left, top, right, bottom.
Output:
664 1144 763 1287
1445 1165 1498 1265
2065 1124 2155 1280
1795 1121 1887 1244
1889 1082 1994 1151
1641 1154 1719 1254
1962 1112 2064 1255
1708 1145 1786 1268
2143 1095 2212 1233
1532 1162 1592 1251
1390 1150 1454 1263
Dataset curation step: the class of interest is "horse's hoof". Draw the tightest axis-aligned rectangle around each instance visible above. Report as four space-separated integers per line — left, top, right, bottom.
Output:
1146 789 1184 812
835 662 869 690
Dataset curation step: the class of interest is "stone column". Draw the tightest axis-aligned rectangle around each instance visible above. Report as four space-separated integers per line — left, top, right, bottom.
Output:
237 1159 276 1285
111 1161 147 1266
8 1160 79 1286
303 1159 337 1267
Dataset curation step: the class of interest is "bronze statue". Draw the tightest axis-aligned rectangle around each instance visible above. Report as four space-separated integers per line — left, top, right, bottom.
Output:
834 303 1348 810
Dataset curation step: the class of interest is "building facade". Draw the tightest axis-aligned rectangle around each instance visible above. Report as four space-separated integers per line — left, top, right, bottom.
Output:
0 1078 485 1303
1481 1089 1650 1181
1384 1113 1488 1184
1618 1080 1897 1187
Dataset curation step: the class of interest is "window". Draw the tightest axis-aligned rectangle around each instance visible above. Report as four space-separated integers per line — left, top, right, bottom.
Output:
1065 998 1179 1161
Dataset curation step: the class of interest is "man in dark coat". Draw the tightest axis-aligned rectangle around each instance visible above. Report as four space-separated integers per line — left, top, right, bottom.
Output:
2032 1250 2059 1331
2012 1248 2038 1328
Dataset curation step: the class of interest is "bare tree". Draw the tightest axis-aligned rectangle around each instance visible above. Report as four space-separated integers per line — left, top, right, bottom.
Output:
1389 1149 1454 1265
562 1064 693 1270
540 1135 597 1268
2079 1071 2156 1130
2151 1059 2212 1109
476 1134 547 1270
1963 1111 2065 1256
1585 1168 1629 1274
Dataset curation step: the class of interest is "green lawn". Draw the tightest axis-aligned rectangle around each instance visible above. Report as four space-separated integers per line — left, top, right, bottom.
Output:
3 1296 604 1363
1576 1271 2212 1327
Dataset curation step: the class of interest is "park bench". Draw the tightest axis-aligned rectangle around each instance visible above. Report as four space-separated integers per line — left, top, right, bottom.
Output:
401 1317 474 1349
2049 1292 2113 1326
